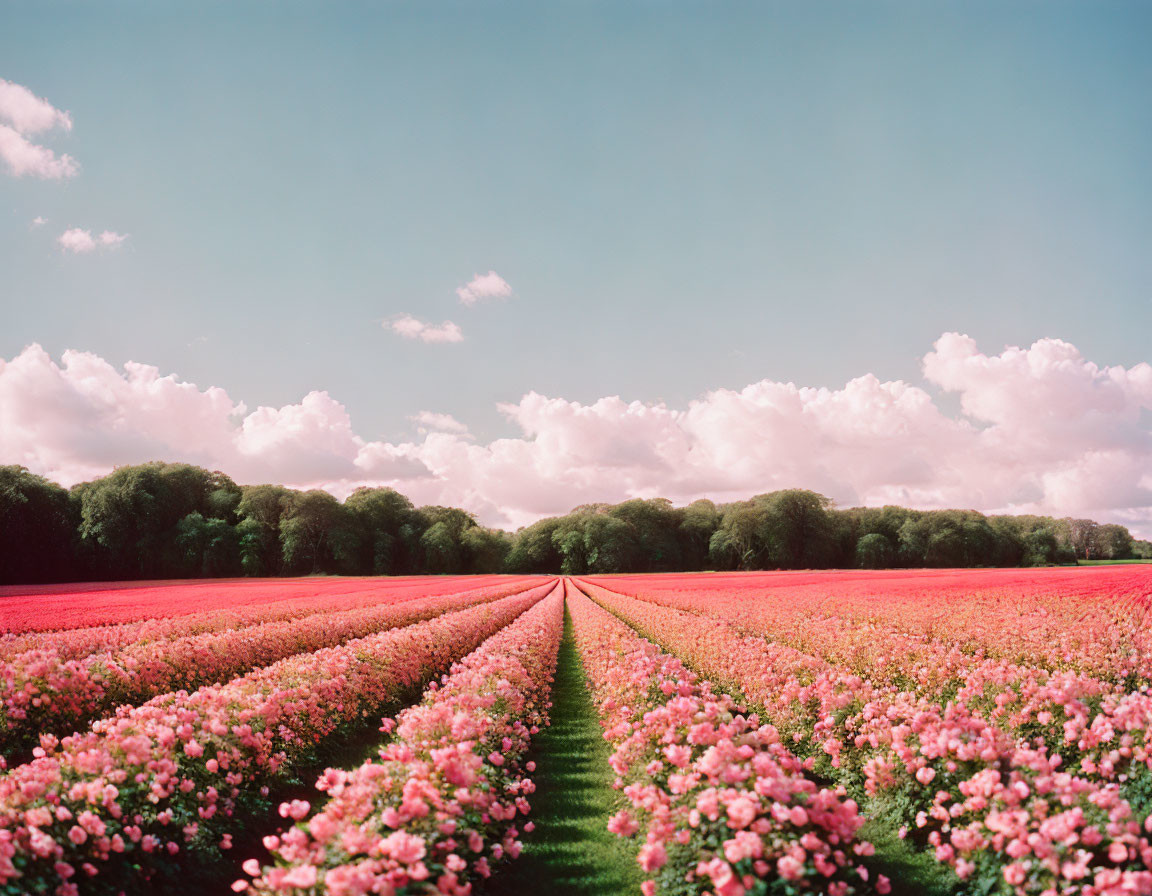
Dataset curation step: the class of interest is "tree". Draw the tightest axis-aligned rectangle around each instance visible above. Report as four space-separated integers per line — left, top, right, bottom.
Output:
582 514 638 572
0 466 77 584
344 487 417 574
420 521 461 573
505 518 563 573
413 505 479 574
280 490 353 574
176 512 241 576
551 516 590 575
855 533 894 569
1064 518 1100 560
1022 527 1060 566
236 517 267 576
678 499 720 570
1095 524 1134 560
708 500 768 570
461 527 510 573
607 499 681 571
897 516 929 566
73 463 240 579
761 490 835 568
236 485 294 576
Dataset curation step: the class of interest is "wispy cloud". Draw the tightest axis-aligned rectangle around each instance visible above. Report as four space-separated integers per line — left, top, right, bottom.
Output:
30 216 47 228
456 270 512 306
0 78 77 179
385 313 464 344
411 411 471 436
57 228 128 254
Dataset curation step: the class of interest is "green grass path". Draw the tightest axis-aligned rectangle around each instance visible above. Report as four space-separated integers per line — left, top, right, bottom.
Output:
485 608 643 896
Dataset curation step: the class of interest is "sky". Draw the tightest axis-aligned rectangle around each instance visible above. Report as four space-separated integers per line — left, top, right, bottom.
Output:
2 1 1151 536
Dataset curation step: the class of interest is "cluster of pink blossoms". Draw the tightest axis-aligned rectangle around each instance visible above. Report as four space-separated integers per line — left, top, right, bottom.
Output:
566 582 887 896
0 583 554 895
581 577 1152 895
0 579 536 757
241 584 564 895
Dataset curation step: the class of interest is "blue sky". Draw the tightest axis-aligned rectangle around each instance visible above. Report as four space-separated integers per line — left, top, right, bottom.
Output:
2 1 1151 531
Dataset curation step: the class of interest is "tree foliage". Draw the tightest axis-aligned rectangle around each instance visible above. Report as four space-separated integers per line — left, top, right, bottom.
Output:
0 463 1145 584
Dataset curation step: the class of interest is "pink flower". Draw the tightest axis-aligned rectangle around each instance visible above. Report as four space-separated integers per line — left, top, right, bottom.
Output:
608 810 639 837
280 865 317 887
638 842 667 872
727 797 758 830
777 854 804 880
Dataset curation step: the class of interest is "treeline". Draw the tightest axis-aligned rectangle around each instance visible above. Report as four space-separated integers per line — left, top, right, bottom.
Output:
507 491 1150 573
1 463 1149 584
0 463 510 584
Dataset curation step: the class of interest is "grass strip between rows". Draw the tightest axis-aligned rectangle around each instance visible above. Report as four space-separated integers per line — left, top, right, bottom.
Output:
482 606 645 896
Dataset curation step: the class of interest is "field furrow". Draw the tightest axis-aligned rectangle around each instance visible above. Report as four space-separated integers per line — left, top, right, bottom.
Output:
479 604 645 896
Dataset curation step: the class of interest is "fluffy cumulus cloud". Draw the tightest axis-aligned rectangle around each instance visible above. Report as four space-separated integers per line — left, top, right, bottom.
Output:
1 334 1150 535
0 345 430 489
456 270 512 306
385 314 464 344
0 78 78 179
57 229 128 254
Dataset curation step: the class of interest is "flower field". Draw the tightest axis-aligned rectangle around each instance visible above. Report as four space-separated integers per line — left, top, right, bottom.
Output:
1 567 1151 895
0 578 544 758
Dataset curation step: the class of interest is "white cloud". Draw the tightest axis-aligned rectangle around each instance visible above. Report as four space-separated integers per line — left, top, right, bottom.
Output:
31 216 47 228
57 228 128 254
96 230 127 249
0 79 73 134
0 345 431 490
0 125 78 179
0 335 1149 537
456 270 512 306
385 314 464 344
411 411 471 436
0 79 77 179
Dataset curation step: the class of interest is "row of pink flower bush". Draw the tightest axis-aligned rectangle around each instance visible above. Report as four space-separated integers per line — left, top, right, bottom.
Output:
0 579 539 757
588 567 1152 682
239 584 565 895
0 581 556 896
0 577 517 662
566 582 887 896
0 576 530 635
577 579 1152 895
578 577 1152 797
